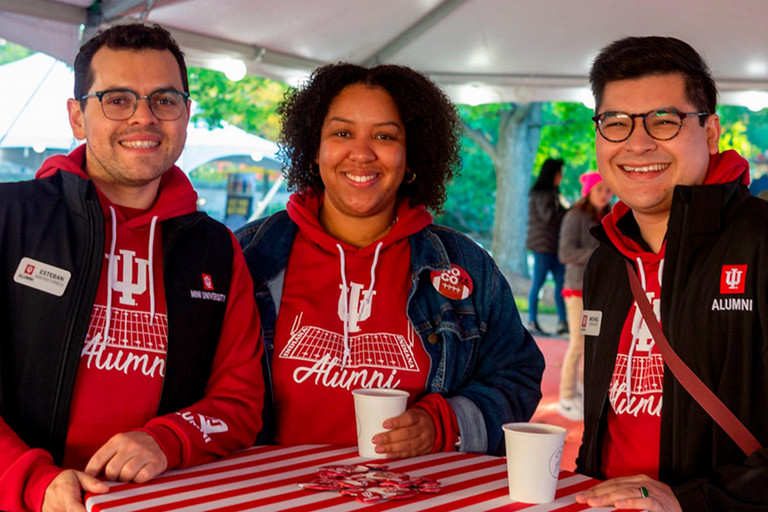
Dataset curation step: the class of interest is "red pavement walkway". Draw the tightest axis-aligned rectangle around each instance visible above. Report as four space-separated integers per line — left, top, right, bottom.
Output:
530 334 583 471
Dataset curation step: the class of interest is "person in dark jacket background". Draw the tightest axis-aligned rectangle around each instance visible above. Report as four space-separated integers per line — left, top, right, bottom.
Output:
525 157 567 336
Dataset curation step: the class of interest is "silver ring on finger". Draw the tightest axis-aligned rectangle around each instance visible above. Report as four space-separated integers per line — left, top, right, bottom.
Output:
639 486 649 498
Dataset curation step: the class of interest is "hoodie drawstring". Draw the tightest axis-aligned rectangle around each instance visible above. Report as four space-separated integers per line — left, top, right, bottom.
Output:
626 256 664 403
336 243 351 369
147 215 158 325
335 241 383 369
102 209 159 343
102 206 118 345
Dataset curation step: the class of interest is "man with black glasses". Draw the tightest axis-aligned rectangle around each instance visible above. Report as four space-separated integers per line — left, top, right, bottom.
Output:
573 36 768 511
0 23 264 511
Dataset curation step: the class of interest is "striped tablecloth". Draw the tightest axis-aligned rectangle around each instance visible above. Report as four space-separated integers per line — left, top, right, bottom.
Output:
85 444 617 511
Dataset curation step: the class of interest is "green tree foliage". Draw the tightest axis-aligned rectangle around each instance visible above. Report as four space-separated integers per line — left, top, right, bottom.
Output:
437 102 596 248
717 105 758 158
435 104 505 247
532 102 596 205
436 128 496 247
188 67 288 141
0 40 32 65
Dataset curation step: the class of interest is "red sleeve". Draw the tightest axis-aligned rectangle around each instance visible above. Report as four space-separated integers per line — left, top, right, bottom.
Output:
0 418 63 512
412 393 460 453
141 231 265 468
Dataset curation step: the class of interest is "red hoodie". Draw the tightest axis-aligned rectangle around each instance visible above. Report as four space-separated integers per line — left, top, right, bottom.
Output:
599 150 750 479
0 145 264 512
272 192 458 450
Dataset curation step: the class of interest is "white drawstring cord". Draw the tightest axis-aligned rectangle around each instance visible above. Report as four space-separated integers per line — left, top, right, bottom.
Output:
626 256 665 404
147 215 158 325
336 243 351 369
103 206 118 344
335 241 384 369
637 256 647 289
358 242 383 313
626 257 643 404
658 259 664 286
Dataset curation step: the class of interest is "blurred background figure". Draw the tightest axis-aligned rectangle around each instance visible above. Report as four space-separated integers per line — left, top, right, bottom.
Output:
525 157 567 337
557 172 612 420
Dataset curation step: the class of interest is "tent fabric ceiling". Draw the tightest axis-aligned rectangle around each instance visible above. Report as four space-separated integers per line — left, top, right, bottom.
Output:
1 0 768 106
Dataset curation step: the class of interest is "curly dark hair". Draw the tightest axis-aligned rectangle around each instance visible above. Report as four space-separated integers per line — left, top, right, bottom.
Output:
278 63 462 213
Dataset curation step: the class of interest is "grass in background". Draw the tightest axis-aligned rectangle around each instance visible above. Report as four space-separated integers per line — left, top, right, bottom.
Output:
515 297 557 315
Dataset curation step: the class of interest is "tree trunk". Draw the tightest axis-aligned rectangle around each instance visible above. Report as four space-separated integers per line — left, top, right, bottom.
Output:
491 102 543 279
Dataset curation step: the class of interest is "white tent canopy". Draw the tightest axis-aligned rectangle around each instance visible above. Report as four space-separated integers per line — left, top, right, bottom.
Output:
180 120 281 172
0 52 76 150
1 0 768 107
0 52 281 171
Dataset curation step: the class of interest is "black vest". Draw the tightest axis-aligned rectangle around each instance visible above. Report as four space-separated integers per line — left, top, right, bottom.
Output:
0 172 232 463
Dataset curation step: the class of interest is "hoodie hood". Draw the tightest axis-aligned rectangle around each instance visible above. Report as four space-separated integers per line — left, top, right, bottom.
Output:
36 144 198 225
37 144 199 333
286 191 432 368
703 149 750 186
286 191 433 255
600 149 751 264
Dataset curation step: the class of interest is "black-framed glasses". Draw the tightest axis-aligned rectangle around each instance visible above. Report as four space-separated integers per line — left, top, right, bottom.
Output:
79 88 190 121
592 109 710 143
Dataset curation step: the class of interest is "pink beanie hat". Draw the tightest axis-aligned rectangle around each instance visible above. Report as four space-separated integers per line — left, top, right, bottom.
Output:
580 171 602 197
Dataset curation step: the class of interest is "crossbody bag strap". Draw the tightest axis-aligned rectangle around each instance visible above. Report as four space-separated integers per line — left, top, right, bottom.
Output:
625 261 762 456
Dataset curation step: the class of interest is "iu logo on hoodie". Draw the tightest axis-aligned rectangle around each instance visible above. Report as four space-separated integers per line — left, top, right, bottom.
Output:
338 282 375 332
108 250 149 306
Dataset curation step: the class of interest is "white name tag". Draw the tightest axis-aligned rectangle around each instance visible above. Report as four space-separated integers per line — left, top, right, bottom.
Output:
14 257 72 297
580 310 602 336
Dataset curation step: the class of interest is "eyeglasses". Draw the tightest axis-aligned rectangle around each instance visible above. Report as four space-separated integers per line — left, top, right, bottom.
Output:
79 88 190 121
592 109 710 143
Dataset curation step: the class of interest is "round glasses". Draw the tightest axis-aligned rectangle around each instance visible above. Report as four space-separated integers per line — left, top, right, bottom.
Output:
79 88 190 121
592 109 710 143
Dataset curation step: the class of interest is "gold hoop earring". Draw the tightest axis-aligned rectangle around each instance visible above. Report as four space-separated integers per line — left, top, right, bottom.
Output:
309 163 319 176
404 171 416 184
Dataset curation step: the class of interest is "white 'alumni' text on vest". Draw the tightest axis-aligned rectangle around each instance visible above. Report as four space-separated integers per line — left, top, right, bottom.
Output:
711 298 753 311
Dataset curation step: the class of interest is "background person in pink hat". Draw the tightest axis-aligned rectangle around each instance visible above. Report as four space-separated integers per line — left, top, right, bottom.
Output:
557 172 612 420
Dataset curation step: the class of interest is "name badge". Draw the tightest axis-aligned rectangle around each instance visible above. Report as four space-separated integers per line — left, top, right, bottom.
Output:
580 310 602 336
14 257 71 297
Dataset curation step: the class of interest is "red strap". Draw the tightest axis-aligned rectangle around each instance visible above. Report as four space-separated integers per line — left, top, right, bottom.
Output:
625 261 762 456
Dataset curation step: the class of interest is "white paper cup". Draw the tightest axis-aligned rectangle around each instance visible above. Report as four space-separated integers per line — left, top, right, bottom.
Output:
352 388 409 458
503 422 567 503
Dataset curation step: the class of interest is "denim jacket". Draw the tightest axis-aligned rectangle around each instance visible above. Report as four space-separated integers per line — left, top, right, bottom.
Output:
236 211 543 455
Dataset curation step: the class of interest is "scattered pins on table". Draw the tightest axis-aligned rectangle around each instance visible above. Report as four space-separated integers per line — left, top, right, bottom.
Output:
298 464 442 504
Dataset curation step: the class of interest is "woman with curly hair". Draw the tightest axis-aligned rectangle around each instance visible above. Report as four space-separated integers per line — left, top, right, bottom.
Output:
236 63 543 459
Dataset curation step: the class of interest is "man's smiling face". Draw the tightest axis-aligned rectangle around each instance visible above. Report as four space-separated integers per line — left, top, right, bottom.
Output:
68 47 189 195
595 72 720 219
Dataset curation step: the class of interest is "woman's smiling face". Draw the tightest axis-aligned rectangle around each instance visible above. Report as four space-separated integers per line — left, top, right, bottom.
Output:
316 83 407 222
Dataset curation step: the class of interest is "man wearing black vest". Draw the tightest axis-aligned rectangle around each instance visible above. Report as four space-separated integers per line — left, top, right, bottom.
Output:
575 36 768 511
0 23 264 511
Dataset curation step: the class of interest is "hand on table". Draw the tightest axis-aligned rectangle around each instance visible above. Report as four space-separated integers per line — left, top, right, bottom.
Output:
575 474 682 511
371 407 436 459
85 431 167 483
42 470 108 512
